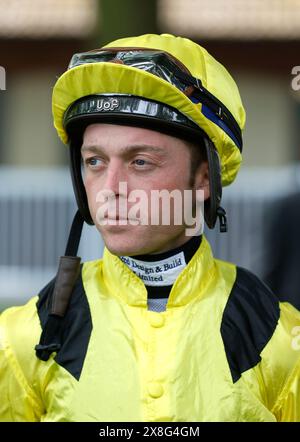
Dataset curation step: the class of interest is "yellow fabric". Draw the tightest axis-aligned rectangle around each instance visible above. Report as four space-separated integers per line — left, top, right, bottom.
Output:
0 236 300 422
52 34 245 186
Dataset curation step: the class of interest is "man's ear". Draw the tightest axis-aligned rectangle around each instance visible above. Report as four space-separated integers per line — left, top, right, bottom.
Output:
194 161 210 201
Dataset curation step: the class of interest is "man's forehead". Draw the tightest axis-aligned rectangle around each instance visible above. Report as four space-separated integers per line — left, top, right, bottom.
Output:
83 122 168 139
81 123 188 154
81 143 167 156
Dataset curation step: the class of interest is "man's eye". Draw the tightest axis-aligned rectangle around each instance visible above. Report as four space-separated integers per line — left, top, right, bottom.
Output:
85 158 102 167
134 159 147 166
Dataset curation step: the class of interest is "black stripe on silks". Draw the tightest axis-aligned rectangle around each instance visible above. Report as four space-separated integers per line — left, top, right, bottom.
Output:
36 267 92 381
221 267 280 383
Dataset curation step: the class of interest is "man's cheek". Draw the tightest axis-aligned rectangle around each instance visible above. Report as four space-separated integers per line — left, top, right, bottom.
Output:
84 184 99 217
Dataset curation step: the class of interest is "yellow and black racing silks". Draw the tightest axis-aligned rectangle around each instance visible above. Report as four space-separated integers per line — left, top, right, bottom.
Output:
0 236 300 422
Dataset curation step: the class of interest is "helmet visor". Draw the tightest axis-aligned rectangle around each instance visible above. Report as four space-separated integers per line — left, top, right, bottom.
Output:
68 48 242 151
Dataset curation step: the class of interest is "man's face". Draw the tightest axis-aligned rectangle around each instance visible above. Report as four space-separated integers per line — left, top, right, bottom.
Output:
81 123 209 256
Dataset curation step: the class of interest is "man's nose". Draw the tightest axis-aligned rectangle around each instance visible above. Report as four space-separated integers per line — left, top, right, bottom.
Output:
102 161 128 197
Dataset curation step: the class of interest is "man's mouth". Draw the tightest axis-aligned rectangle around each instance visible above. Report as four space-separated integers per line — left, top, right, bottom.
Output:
104 215 128 221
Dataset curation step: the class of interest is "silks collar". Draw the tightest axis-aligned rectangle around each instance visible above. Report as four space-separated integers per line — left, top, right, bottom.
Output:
119 235 201 300
101 235 216 308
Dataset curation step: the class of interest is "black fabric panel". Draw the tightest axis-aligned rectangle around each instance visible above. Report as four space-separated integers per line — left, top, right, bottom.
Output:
36 267 92 381
221 267 280 383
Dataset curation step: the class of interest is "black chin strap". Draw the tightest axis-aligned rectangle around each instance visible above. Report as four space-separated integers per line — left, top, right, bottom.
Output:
216 206 227 233
203 137 228 233
64 209 85 256
35 210 84 361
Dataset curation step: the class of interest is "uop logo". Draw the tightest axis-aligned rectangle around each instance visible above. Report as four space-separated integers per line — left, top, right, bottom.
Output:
0 66 5 90
96 97 119 111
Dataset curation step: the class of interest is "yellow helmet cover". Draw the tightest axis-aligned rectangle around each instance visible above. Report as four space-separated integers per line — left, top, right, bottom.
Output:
52 33 246 186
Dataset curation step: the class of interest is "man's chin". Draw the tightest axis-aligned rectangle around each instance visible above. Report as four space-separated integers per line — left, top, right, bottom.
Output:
98 230 143 256
104 243 142 257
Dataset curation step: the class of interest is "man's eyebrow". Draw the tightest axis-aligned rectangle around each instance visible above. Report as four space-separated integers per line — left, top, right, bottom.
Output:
81 144 167 155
